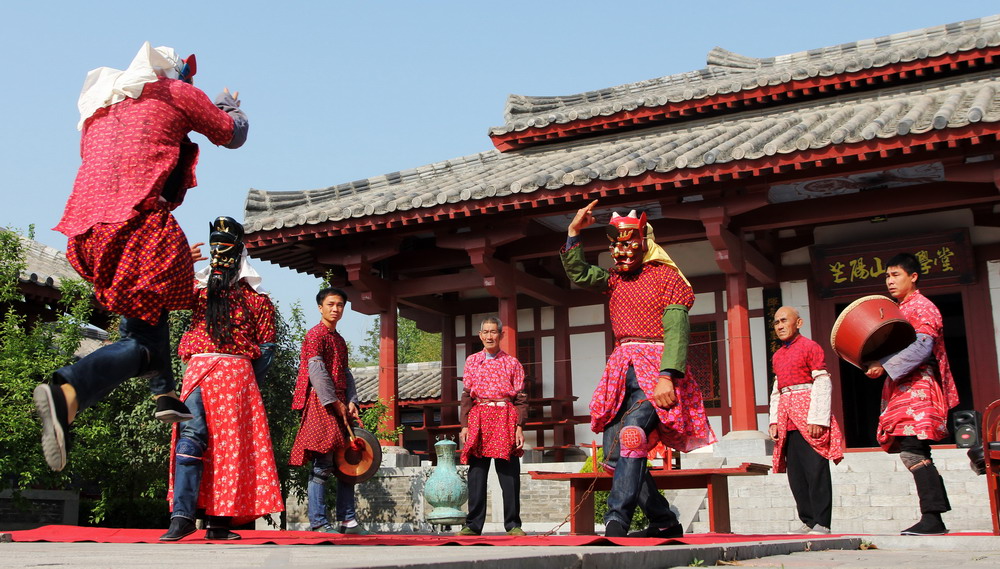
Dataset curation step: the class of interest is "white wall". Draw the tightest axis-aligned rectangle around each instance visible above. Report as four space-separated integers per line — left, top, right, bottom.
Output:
570 331 607 446
989 259 1000 379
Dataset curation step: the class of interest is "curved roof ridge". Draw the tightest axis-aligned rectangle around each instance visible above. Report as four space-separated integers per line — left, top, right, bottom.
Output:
493 15 1000 135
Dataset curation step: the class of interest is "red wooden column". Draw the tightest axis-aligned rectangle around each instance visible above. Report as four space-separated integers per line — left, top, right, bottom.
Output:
498 294 518 356
725 271 757 431
440 315 458 425
378 296 400 442
553 305 575 448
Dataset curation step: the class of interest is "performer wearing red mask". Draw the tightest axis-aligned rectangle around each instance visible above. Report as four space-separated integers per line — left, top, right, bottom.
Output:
34 42 248 473
561 200 716 538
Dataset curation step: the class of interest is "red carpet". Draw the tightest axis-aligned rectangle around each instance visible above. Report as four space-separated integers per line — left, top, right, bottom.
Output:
5 525 872 546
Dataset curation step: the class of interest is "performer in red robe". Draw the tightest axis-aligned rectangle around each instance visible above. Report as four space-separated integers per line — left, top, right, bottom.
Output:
34 42 248 472
561 200 716 538
456 317 527 537
289 288 366 534
160 217 283 541
864 252 960 536
767 306 844 535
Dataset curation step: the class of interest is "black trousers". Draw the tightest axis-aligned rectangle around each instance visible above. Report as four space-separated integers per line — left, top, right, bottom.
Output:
898 436 951 514
785 429 833 528
465 456 521 532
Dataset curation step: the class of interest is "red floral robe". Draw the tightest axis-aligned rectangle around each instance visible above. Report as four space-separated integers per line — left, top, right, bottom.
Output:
460 350 525 463
167 283 282 525
877 290 960 451
769 334 844 473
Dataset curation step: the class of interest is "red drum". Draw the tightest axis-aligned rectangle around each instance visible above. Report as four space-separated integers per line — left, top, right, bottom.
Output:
830 295 915 370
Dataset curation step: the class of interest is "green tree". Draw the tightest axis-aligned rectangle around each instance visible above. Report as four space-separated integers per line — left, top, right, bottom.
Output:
356 314 441 366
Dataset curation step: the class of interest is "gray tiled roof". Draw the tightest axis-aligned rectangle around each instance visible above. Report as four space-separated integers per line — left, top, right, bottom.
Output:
354 361 442 404
19 236 78 291
491 15 1000 135
245 72 1000 234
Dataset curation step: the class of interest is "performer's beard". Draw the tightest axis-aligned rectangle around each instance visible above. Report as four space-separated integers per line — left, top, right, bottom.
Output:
206 266 239 346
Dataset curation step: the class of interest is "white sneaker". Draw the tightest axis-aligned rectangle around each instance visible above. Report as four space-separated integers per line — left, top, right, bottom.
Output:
788 523 812 534
808 525 831 535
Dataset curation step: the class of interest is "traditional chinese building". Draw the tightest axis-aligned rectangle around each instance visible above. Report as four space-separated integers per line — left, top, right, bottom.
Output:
243 15 1000 451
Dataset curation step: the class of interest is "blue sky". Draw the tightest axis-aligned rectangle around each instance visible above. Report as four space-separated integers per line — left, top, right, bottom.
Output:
2 1 995 349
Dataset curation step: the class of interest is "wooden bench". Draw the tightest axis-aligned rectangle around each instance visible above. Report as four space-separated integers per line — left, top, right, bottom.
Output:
529 462 770 534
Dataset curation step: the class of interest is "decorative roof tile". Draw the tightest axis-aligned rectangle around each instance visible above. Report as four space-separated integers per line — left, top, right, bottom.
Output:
246 74 1000 234
490 15 1000 136
19 236 78 291
354 362 442 404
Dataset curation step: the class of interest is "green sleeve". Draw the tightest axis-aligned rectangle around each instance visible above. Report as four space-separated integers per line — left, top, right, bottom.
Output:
660 304 691 375
560 243 610 292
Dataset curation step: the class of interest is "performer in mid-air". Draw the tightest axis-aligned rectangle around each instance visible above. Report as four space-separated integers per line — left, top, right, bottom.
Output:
160 217 283 542
35 42 248 472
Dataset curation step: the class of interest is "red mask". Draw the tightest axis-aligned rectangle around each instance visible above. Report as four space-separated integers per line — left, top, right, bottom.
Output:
606 211 647 274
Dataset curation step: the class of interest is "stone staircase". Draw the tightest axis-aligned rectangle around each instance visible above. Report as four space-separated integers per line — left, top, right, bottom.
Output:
674 448 992 535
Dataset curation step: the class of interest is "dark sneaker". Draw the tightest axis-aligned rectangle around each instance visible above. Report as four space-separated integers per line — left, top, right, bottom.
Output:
205 528 241 540
455 526 480 536
159 517 197 542
155 396 193 423
33 384 70 471
901 514 947 536
604 520 628 538
628 523 684 539
312 524 338 533
339 524 370 535
506 527 527 537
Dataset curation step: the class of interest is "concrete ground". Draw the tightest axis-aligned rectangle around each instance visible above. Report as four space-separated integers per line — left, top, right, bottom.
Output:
2 534 999 569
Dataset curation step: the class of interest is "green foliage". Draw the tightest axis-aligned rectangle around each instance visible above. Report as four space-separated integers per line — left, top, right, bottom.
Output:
356 314 441 366
580 446 652 532
0 228 91 494
360 398 405 442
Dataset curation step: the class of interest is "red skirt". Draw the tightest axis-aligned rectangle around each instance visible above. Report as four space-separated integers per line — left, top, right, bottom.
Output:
168 355 284 525
772 389 844 473
289 391 348 466
461 403 522 463
67 207 194 324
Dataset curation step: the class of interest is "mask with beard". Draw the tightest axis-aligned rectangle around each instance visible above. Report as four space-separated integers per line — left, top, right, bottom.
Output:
206 216 245 345
606 210 647 274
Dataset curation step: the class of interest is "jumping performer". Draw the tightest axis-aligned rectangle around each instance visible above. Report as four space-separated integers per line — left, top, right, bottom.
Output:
35 42 248 472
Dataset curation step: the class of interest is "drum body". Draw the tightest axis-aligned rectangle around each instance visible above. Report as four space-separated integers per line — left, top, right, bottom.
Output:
830 295 916 369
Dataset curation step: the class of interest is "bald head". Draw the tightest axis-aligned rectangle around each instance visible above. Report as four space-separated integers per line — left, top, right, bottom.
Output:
773 306 803 342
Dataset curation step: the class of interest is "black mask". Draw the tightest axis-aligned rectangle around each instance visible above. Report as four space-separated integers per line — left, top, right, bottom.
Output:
209 216 244 271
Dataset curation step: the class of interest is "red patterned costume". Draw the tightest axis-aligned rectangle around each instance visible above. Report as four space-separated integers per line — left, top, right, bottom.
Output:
56 77 238 324
289 323 351 466
877 289 959 450
167 272 284 525
588 263 716 452
460 349 526 463
769 335 844 472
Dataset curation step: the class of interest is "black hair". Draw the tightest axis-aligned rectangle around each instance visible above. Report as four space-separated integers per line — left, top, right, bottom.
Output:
886 252 921 276
316 287 348 306
206 268 240 346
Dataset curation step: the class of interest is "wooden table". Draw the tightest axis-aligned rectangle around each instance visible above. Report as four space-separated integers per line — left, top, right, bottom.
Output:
529 462 770 534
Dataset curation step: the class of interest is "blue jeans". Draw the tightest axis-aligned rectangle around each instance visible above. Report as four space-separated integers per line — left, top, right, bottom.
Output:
171 387 208 520
602 366 678 529
53 313 174 411
307 452 356 528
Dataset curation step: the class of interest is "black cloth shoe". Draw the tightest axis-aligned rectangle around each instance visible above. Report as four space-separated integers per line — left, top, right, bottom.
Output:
205 528 242 540
604 520 628 538
33 383 71 471
628 523 684 539
155 395 193 423
159 517 197 542
901 513 948 536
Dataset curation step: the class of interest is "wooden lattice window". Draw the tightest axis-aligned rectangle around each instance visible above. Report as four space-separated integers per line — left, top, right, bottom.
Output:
688 322 721 408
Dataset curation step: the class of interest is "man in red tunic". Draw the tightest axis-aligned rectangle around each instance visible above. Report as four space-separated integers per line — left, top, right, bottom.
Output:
33 42 248 472
561 200 716 538
767 306 844 535
289 288 366 534
456 317 527 537
864 253 959 535
160 217 283 542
